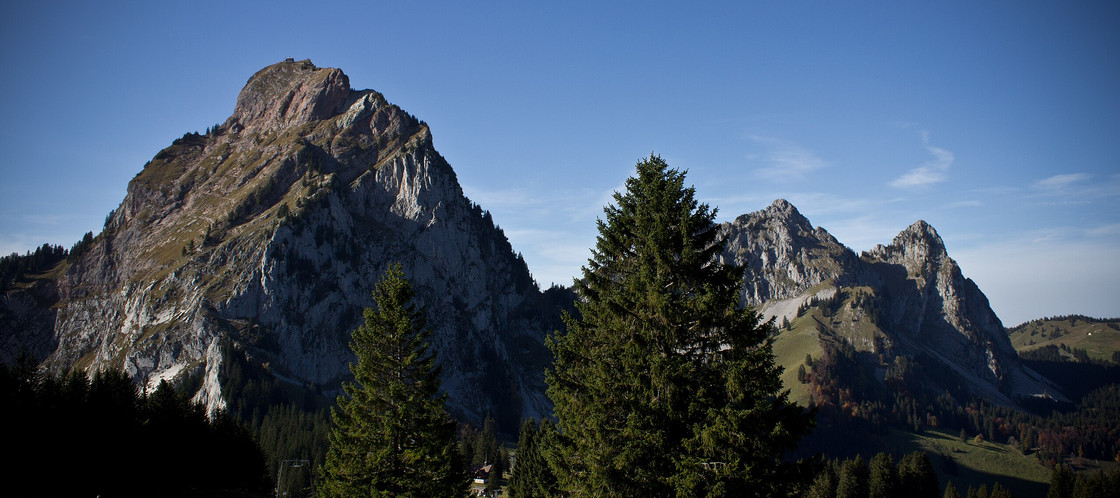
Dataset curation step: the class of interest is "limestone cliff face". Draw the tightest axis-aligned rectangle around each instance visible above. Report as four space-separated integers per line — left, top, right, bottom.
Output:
723 200 1053 405
26 60 555 427
862 221 1025 399
0 277 59 364
723 199 859 306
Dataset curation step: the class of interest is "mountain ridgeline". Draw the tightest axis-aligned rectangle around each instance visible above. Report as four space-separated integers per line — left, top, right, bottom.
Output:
1 60 1059 438
722 199 1057 410
0 59 561 432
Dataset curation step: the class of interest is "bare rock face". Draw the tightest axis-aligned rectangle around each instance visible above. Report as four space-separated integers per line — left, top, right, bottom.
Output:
862 221 1022 395
723 199 859 306
0 278 59 364
230 59 351 135
723 201 1054 405
14 60 557 431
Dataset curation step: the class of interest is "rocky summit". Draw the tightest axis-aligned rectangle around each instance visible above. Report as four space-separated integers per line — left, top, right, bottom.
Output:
722 199 1058 406
0 59 560 430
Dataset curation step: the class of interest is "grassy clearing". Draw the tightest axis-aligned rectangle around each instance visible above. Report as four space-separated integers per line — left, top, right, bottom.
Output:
880 428 1050 496
773 324 823 406
1009 317 1120 362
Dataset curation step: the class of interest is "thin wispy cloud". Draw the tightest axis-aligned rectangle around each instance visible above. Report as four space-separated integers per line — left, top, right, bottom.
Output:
747 136 829 183
782 192 875 216
890 130 954 188
1086 223 1120 237
1033 173 1091 190
1023 173 1119 211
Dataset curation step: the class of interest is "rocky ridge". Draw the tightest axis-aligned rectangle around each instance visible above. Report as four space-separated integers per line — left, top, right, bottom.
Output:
4 59 557 429
722 199 1056 405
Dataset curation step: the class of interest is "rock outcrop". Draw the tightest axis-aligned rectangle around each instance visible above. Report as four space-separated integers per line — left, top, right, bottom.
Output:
10 60 558 430
723 199 859 306
722 199 1055 405
231 60 351 135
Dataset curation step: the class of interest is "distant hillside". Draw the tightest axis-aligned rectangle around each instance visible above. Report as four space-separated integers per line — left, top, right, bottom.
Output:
1009 315 1120 363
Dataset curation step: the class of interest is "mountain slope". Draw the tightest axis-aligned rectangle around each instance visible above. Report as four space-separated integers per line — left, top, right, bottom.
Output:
1009 315 1120 363
2 59 557 430
723 199 1058 407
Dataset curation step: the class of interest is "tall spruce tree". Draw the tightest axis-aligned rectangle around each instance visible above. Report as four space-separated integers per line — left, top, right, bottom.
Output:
546 155 815 496
869 452 900 498
899 451 940 498
320 264 464 497
835 455 870 498
944 482 962 498
509 418 559 498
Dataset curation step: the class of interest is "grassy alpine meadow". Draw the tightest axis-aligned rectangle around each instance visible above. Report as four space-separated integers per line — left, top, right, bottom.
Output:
881 427 1093 497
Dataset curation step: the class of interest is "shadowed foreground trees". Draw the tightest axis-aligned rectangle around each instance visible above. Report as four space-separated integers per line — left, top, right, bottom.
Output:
1047 465 1120 498
805 451 938 498
319 264 465 496
546 155 815 496
0 356 269 496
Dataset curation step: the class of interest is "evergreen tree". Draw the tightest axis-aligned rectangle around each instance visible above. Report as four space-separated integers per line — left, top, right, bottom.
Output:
1 363 268 495
1047 465 1074 498
546 155 815 496
475 414 500 466
509 419 559 497
944 482 962 498
989 482 1012 498
899 451 940 498
869 452 900 498
835 455 869 498
320 264 464 497
1072 469 1120 498
804 461 837 498
967 484 989 498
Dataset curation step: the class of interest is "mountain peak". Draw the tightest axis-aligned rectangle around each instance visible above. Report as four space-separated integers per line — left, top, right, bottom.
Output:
767 198 804 219
723 199 854 305
905 219 935 235
229 59 351 135
893 219 946 254
750 198 812 232
771 198 795 210
11 61 557 428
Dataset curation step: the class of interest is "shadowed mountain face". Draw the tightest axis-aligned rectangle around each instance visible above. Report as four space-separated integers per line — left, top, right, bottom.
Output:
1 60 558 430
723 199 1058 406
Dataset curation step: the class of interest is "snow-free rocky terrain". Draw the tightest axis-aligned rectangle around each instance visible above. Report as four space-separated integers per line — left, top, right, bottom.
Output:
1 61 1057 429
723 199 1058 405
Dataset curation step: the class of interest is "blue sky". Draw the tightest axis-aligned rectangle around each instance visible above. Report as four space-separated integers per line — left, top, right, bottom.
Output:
1 1 1117 326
